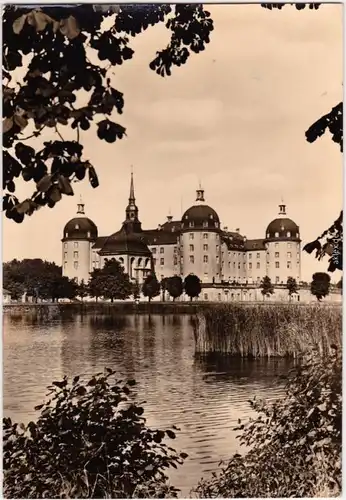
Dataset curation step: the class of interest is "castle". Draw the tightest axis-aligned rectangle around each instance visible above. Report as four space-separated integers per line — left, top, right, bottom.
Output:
62 173 302 296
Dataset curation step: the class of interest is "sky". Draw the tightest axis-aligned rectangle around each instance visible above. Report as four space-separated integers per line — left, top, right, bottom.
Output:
3 3 343 282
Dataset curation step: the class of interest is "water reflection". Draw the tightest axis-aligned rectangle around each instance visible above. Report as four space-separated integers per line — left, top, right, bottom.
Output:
3 312 290 496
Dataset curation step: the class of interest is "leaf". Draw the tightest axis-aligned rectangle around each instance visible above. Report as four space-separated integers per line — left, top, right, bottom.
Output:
166 429 176 439
15 199 32 214
60 16 81 39
52 380 67 389
34 404 44 411
48 186 62 203
32 11 53 32
76 386 87 396
14 114 28 131
3 117 14 133
36 174 52 193
73 376 80 385
12 13 28 34
88 165 99 188
58 175 74 196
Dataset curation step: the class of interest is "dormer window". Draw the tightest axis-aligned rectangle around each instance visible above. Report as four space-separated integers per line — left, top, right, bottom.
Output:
266 233 270 238
65 232 68 238
87 231 91 238
185 215 188 219
215 222 219 228
203 221 208 228
189 221 194 228
287 231 291 237
275 232 279 237
296 233 299 238
210 214 214 219
75 224 80 230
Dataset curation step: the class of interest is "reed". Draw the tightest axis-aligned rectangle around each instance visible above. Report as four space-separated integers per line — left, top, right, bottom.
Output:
194 303 342 357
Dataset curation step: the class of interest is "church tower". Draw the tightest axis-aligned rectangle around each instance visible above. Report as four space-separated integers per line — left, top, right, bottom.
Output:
123 171 142 233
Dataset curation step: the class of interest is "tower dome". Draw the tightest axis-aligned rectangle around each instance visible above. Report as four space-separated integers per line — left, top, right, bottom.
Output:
99 228 151 257
265 203 300 241
181 187 220 231
62 200 98 241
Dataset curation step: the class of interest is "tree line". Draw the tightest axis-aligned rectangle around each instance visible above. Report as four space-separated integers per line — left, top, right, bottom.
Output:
4 258 339 303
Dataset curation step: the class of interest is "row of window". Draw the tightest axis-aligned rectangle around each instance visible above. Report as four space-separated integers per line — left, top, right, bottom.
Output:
184 221 219 229
267 231 299 238
64 242 80 249
189 233 215 240
64 251 79 259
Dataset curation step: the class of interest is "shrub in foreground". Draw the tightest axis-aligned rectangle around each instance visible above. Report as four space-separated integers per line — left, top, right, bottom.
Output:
3 369 187 498
194 346 341 498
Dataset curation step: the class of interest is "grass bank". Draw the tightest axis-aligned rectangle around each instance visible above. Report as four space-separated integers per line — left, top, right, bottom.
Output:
194 303 342 357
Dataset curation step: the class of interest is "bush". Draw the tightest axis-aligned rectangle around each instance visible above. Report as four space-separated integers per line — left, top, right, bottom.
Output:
194 346 341 497
3 369 187 498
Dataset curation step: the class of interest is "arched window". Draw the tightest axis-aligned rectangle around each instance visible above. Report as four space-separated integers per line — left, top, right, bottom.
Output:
75 224 79 230
287 231 291 237
138 258 142 267
119 257 124 264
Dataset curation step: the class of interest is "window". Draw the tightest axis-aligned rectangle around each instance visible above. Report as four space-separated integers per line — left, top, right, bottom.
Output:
238 263 241 269
203 255 208 263
275 252 279 258
276 276 280 283
87 231 91 238
173 246 177 253
65 232 68 238
287 231 291 237
189 221 194 228
92 261 96 269
218 293 221 301
249 253 252 259
275 262 280 268
249 263 252 270
189 233 194 240
64 261 67 268
256 262 260 269
203 233 208 239
173 257 178 266
74 261 78 269
64 252 68 259
64 243 67 249
256 253 260 259
74 242 79 248
189 244 194 252
288 243 291 248
275 243 279 248
287 261 292 269
287 252 291 258
160 247 164 254
189 255 194 263
160 258 164 265
275 232 279 237
266 233 270 238
203 244 208 251
75 224 80 230
203 221 209 228
233 262 236 268
74 251 78 259
204 293 208 300
215 222 219 228
216 245 219 251
152 248 157 254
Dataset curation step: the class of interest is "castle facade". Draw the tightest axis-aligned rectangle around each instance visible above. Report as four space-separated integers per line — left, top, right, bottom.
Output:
62 174 302 288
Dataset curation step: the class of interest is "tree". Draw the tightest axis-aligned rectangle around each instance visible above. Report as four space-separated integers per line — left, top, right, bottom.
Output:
166 275 183 302
311 272 331 301
88 268 104 302
3 369 187 498
3 4 214 223
184 274 201 301
260 275 274 300
3 258 77 302
77 279 88 301
132 281 141 301
142 273 161 302
93 258 133 302
286 276 299 301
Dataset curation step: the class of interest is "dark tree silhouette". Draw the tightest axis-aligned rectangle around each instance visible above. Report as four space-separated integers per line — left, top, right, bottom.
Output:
87 268 104 302
89 258 132 302
3 4 214 222
77 279 88 301
311 272 331 301
260 275 274 300
142 273 161 302
166 275 184 301
184 274 201 301
286 276 299 300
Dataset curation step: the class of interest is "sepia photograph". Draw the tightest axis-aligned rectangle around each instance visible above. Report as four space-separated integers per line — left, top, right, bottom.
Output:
2 2 343 498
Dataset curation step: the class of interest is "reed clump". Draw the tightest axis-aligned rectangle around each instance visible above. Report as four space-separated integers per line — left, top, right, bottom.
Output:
194 303 342 357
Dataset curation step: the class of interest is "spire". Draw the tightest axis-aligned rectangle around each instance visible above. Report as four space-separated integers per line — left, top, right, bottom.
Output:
129 166 135 202
123 169 142 232
77 196 85 215
278 197 286 216
196 182 205 203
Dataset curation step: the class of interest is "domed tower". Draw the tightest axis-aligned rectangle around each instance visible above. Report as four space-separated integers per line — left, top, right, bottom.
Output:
62 199 98 283
180 186 222 283
264 203 301 285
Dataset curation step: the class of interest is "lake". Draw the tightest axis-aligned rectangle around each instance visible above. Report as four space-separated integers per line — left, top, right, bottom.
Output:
3 311 291 496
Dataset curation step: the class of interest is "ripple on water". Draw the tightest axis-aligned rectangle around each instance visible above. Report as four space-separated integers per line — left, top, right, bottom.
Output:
3 313 291 497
